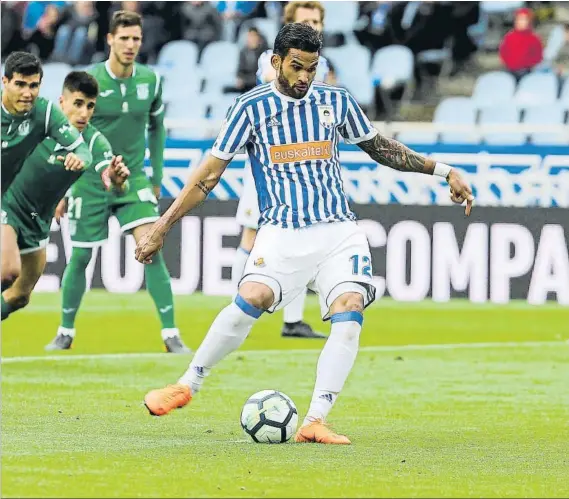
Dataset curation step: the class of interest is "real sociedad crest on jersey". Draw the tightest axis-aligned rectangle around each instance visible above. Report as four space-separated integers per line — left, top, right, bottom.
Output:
317 105 334 129
17 120 30 136
136 83 149 100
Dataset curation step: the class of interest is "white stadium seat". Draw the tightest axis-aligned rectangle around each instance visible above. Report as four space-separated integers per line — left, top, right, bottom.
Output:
559 78 569 110
371 45 414 91
435 97 479 145
199 41 240 92
472 71 516 109
157 40 199 71
524 105 568 146
479 106 525 146
515 72 558 108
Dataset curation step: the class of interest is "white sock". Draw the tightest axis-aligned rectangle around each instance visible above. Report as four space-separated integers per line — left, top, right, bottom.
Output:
283 288 307 324
303 311 362 426
231 246 250 291
57 326 76 337
178 295 263 394
161 328 180 340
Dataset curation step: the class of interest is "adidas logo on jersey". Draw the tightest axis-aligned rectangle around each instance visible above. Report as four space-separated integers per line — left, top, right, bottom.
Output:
267 117 281 127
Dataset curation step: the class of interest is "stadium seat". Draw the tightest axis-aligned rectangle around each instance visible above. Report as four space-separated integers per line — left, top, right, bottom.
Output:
436 97 479 145
480 1 523 14
371 45 414 91
560 78 569 110
162 72 201 104
165 97 210 140
199 41 240 92
524 105 568 146
472 71 516 109
40 63 72 103
157 40 199 71
321 1 359 39
539 25 566 69
238 18 278 47
479 106 525 146
515 72 558 108
206 92 241 121
323 44 373 106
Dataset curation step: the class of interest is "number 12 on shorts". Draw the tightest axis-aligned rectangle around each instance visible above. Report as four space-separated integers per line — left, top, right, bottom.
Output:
350 255 372 278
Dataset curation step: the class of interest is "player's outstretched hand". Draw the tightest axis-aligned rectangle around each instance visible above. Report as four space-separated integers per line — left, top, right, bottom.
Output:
57 153 85 171
54 198 67 225
135 227 164 264
109 155 130 187
447 169 474 216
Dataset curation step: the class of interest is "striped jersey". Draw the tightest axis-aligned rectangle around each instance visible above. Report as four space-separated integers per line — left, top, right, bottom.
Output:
211 81 378 229
256 50 330 84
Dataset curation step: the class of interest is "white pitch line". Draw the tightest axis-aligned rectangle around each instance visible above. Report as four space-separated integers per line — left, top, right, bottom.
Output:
1 340 565 365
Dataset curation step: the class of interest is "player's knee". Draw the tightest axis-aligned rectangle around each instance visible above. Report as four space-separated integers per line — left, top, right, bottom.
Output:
238 281 274 310
1 267 20 291
330 292 364 315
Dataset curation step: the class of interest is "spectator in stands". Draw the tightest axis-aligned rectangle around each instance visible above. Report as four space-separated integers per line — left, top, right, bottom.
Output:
25 3 63 61
499 8 543 80
234 27 268 92
179 1 223 55
354 1 395 54
216 1 259 41
1 2 26 58
51 1 98 65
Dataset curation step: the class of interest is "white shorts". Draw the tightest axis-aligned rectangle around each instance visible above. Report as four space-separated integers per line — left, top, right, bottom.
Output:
236 164 260 230
239 221 376 320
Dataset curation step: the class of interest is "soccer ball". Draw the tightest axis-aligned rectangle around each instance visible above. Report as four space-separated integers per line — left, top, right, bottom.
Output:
240 390 298 443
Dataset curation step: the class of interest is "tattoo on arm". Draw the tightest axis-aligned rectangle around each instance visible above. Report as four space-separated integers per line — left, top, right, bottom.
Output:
196 180 211 196
357 133 436 174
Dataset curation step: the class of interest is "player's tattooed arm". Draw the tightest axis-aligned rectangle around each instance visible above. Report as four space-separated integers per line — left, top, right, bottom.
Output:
357 134 436 175
154 154 230 235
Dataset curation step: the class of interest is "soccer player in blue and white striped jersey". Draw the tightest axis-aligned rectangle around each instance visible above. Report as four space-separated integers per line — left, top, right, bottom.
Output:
138 23 474 444
235 0 334 340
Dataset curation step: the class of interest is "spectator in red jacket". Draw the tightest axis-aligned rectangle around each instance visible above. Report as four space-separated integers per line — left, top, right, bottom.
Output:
499 7 543 79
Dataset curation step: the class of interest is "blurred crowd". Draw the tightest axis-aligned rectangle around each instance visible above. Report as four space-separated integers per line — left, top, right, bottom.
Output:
2 1 569 106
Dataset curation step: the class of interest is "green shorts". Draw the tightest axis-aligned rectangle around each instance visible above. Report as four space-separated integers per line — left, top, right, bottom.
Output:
68 175 160 248
1 201 50 254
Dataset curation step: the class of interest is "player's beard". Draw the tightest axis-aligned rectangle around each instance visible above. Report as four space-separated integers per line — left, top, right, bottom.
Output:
276 71 309 99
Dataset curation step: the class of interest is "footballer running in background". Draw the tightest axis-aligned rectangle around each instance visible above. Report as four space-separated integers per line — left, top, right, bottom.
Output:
2 71 129 323
233 1 335 340
48 10 190 354
1 52 92 200
138 23 474 444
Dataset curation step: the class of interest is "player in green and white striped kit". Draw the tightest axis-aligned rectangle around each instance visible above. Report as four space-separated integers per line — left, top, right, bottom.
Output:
49 10 190 353
2 71 129 323
1 52 93 291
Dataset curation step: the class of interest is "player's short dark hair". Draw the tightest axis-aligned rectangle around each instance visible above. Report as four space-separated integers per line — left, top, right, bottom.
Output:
3 51 43 81
273 23 322 59
109 10 142 34
63 71 99 98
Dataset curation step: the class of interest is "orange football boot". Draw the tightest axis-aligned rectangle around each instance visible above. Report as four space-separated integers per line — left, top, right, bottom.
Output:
294 419 351 445
144 384 192 416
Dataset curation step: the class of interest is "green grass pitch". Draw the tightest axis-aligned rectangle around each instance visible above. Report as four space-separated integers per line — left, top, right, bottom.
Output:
2 291 568 498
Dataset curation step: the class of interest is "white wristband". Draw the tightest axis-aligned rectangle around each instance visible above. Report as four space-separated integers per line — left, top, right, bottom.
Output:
434 162 452 178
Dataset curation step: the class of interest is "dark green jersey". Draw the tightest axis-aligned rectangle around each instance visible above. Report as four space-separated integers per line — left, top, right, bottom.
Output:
87 61 165 182
3 123 112 223
1 96 92 194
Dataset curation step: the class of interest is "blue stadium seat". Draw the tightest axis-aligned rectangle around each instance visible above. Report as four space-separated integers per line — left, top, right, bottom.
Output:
472 71 516 109
40 63 72 103
515 72 558 108
524 105 568 145
162 72 201 104
540 25 566 69
157 40 199 71
206 92 241 121
166 97 210 140
323 44 373 106
479 106 525 146
199 41 240 92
